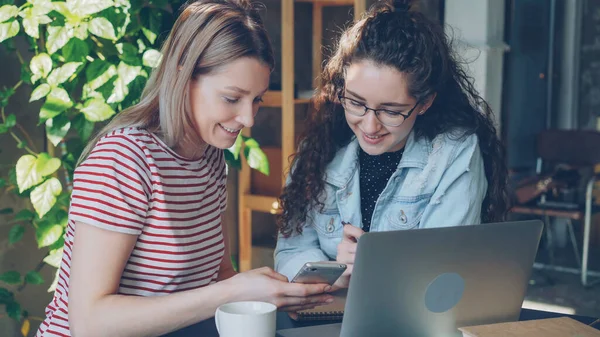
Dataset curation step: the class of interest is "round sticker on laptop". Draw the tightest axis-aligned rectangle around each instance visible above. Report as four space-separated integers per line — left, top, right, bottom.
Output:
424 272 465 313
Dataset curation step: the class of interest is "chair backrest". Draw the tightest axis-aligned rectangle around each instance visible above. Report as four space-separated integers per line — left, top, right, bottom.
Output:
537 130 600 166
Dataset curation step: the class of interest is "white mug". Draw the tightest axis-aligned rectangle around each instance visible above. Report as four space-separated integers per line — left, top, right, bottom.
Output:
215 301 277 337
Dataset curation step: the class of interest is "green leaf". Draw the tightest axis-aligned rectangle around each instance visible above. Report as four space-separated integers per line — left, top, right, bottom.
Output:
21 63 33 85
25 271 44 285
72 113 94 141
16 154 43 192
46 26 71 54
35 152 62 177
0 124 8 134
51 2 82 24
243 137 260 148
244 142 270 176
100 6 128 39
107 62 141 103
140 7 161 45
0 288 13 304
0 5 18 22
75 0 113 16
43 248 63 268
85 60 117 92
7 301 22 320
73 21 88 40
31 0 54 13
120 75 146 109
0 178 5 189
35 221 63 248
8 225 25 244
30 177 62 218
80 97 115 122
46 115 71 147
47 62 82 86
19 7 52 39
40 87 73 120
86 59 111 82
88 17 116 40
13 209 35 222
223 149 241 171
5 113 15 127
0 271 21 285
93 74 117 100
228 133 243 160
62 38 89 63
47 269 59 292
0 20 19 43
116 42 141 66
48 235 64 251
142 49 161 68
30 53 52 83
30 83 51 102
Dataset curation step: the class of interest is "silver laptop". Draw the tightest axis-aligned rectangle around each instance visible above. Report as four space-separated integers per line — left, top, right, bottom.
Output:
276 220 543 337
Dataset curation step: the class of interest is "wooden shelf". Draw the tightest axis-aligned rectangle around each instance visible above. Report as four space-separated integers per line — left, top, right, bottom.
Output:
295 0 355 5
244 194 282 214
237 0 367 273
261 90 312 108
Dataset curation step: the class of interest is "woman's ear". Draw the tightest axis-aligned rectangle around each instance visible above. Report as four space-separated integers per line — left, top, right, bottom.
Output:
419 92 437 115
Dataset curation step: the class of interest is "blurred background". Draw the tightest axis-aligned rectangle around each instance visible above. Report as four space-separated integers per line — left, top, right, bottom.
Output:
1 0 600 335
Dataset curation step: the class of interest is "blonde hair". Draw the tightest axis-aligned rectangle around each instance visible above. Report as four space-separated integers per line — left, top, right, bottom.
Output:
78 0 274 164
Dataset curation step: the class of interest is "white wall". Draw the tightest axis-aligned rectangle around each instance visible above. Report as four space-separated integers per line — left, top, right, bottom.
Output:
444 0 508 132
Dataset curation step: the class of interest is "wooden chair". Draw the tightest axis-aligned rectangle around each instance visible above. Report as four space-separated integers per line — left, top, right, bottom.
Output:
510 130 600 287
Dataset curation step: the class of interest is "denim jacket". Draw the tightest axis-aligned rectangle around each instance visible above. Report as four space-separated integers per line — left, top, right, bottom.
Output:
274 129 488 281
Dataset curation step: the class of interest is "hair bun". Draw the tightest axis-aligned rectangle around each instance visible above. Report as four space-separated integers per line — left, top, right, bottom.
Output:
392 0 412 12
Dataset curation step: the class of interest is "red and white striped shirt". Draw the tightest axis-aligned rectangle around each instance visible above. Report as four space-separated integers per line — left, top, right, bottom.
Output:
37 127 227 336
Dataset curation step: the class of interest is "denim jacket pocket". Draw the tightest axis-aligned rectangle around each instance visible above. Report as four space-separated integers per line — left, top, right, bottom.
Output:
384 194 432 230
311 209 342 238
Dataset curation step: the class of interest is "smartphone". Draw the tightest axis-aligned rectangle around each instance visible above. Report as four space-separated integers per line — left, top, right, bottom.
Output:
290 261 347 285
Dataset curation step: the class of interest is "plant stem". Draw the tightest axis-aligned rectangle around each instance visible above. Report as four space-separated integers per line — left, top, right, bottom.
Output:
13 80 23 91
17 259 46 292
8 132 36 156
15 124 39 153
15 50 24 65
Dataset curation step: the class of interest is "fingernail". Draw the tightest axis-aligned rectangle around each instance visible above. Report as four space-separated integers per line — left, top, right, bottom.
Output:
326 298 334 303
324 285 332 292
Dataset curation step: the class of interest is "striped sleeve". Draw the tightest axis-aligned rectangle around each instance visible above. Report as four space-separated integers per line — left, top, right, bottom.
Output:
218 150 227 213
69 134 151 235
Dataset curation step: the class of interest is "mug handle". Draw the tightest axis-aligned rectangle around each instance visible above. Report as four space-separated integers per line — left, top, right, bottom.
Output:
215 309 221 335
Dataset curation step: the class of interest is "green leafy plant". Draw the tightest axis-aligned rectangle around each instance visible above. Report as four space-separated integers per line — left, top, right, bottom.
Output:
0 0 268 334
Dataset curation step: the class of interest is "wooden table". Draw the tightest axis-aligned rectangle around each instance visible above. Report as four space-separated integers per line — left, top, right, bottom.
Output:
162 308 599 336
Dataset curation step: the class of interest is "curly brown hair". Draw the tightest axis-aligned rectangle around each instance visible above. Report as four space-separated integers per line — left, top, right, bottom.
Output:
277 1 509 237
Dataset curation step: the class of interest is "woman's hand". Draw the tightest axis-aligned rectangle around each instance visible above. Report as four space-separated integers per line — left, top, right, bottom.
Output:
224 267 334 312
332 224 365 291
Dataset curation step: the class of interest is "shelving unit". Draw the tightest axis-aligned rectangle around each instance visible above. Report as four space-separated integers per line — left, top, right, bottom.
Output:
237 0 367 272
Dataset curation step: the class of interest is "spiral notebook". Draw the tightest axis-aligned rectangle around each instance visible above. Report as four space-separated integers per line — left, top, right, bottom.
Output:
295 289 347 321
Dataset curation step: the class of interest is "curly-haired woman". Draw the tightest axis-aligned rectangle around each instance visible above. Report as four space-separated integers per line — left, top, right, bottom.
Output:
274 0 509 291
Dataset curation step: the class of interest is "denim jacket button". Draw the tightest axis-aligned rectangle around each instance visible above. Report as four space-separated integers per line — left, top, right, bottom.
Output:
400 210 407 224
326 217 335 232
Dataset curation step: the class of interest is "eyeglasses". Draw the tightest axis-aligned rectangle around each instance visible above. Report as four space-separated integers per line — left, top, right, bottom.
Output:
338 95 420 127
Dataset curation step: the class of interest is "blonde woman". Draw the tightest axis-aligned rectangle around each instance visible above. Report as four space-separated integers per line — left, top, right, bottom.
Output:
36 1 333 336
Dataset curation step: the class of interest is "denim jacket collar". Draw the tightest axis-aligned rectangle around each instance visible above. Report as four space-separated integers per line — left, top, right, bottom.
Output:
323 130 432 188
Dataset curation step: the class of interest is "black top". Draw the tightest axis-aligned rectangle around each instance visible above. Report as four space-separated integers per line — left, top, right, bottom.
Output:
358 147 404 232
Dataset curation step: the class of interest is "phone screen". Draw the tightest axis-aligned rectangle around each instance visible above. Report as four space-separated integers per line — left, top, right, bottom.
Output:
291 262 347 285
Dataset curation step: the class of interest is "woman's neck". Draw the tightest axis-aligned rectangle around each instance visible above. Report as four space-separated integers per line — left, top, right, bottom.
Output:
174 134 208 160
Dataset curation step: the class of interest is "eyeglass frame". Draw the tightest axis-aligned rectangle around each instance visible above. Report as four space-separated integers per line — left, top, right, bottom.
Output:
338 94 421 127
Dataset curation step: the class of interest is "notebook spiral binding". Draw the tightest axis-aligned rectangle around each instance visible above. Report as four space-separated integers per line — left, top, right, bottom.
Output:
297 311 344 321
